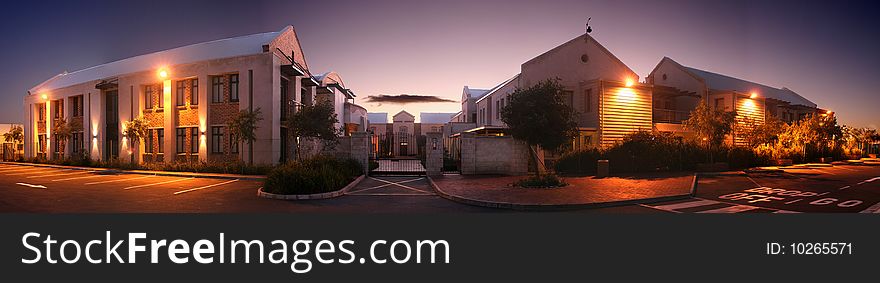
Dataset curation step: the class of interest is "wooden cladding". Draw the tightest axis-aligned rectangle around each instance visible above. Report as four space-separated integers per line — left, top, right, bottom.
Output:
734 97 765 146
598 83 653 148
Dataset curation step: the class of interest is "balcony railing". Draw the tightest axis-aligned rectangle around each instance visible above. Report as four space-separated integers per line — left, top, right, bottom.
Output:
653 108 691 124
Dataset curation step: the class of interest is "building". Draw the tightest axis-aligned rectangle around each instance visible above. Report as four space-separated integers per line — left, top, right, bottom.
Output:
367 111 456 157
450 33 826 168
1 123 24 161
647 57 823 145
23 25 360 165
313 71 367 136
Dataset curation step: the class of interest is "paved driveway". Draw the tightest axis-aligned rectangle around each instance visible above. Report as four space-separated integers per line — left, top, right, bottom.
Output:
640 165 880 213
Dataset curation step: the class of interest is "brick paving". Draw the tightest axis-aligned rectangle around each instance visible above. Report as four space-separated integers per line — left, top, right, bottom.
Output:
430 173 695 207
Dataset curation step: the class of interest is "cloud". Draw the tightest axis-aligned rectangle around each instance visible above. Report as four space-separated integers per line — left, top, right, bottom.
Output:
363 94 456 105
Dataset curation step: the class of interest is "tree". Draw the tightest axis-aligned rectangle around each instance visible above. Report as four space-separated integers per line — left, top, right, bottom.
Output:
741 116 785 147
122 116 149 165
227 108 264 165
285 101 340 161
683 100 735 162
52 118 72 159
500 79 578 174
3 125 24 160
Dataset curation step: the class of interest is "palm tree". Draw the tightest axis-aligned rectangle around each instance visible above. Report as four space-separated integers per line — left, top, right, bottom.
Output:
3 125 24 160
122 116 149 165
52 118 72 159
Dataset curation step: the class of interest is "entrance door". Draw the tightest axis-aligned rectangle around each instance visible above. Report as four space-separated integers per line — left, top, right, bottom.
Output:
104 90 119 160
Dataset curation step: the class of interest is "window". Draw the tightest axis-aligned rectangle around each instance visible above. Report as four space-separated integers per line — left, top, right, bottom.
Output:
229 74 239 102
38 135 46 153
211 126 223 154
145 130 154 153
53 100 62 119
71 132 82 154
563 90 574 107
72 96 83 117
211 76 223 103
176 128 186 153
144 85 154 109
229 132 238 153
176 81 186 106
190 79 199 105
191 128 199 153
38 104 46 121
714 98 725 110
280 77 289 120
585 89 592 112
157 129 164 153
53 134 59 154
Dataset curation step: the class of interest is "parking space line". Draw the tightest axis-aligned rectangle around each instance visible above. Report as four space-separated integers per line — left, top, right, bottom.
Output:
53 174 108 182
349 177 424 194
172 179 238 195
697 205 758 213
8 169 70 176
367 177 431 194
27 171 92 178
85 175 155 185
123 177 193 190
3 168 49 174
15 182 47 189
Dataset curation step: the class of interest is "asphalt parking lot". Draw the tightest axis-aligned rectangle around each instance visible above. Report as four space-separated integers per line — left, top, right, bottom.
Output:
641 165 880 213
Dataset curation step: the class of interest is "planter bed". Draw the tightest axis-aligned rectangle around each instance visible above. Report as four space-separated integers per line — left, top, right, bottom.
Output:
257 175 365 200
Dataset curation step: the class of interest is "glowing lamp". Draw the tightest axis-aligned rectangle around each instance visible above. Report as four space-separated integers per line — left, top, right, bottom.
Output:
625 78 635 87
158 69 168 79
750 92 758 99
41 94 48 100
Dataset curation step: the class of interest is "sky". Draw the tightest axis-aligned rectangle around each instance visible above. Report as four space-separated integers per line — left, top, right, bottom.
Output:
0 0 877 128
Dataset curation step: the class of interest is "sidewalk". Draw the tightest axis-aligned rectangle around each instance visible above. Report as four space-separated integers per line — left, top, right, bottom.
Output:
0 161 266 181
429 173 695 210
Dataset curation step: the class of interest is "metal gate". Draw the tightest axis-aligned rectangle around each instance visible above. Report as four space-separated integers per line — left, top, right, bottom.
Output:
369 132 426 175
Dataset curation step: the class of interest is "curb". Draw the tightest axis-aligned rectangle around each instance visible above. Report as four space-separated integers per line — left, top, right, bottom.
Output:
427 175 697 211
257 175 365 200
0 161 266 181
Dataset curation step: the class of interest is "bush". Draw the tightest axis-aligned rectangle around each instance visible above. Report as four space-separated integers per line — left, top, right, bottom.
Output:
21 155 271 175
262 155 363 195
554 148 601 175
515 174 567 188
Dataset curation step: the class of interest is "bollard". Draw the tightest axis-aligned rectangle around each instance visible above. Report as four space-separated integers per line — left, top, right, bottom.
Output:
597 159 609 178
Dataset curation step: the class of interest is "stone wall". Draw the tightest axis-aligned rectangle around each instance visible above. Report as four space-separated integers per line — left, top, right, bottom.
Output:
460 132 529 175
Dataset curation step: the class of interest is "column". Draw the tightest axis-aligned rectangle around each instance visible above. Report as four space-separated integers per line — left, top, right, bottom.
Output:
460 132 476 175
425 132 443 176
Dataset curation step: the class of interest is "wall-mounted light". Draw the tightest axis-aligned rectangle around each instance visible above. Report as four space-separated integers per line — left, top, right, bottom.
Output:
625 78 635 87
750 92 758 99
158 69 168 79
41 94 48 100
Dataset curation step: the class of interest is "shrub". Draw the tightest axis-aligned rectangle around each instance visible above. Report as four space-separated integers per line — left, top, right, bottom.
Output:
515 174 567 188
555 148 601 175
262 155 363 195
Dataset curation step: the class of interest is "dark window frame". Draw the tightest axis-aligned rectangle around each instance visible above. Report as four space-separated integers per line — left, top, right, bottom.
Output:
211 126 223 154
229 74 239 102
144 85 154 109
176 128 186 154
190 79 199 105
211 76 223 103
145 130 154 153
190 127 199 153
157 129 164 153
176 81 186 106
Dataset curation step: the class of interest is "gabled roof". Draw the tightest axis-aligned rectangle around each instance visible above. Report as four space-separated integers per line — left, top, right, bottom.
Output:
523 33 638 79
393 110 415 119
682 65 817 108
475 73 520 104
419 113 457 124
462 86 490 100
30 26 298 93
367 113 388 124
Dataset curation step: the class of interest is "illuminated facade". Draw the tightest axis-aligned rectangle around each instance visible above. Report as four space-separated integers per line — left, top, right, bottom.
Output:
23 26 357 165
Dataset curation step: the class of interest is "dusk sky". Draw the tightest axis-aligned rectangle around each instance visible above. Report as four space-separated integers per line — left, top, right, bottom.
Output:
1 0 877 128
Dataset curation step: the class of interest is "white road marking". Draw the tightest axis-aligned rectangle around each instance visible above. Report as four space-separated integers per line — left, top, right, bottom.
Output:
651 199 720 211
859 202 880 213
3 168 51 174
697 205 759 213
348 177 424 194
837 185 851 191
172 179 238 195
855 177 880 186
366 177 431 194
8 169 70 176
85 175 155 185
745 176 762 187
53 174 108 182
27 171 91 178
784 199 803 204
16 182 46 189
123 177 193 190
